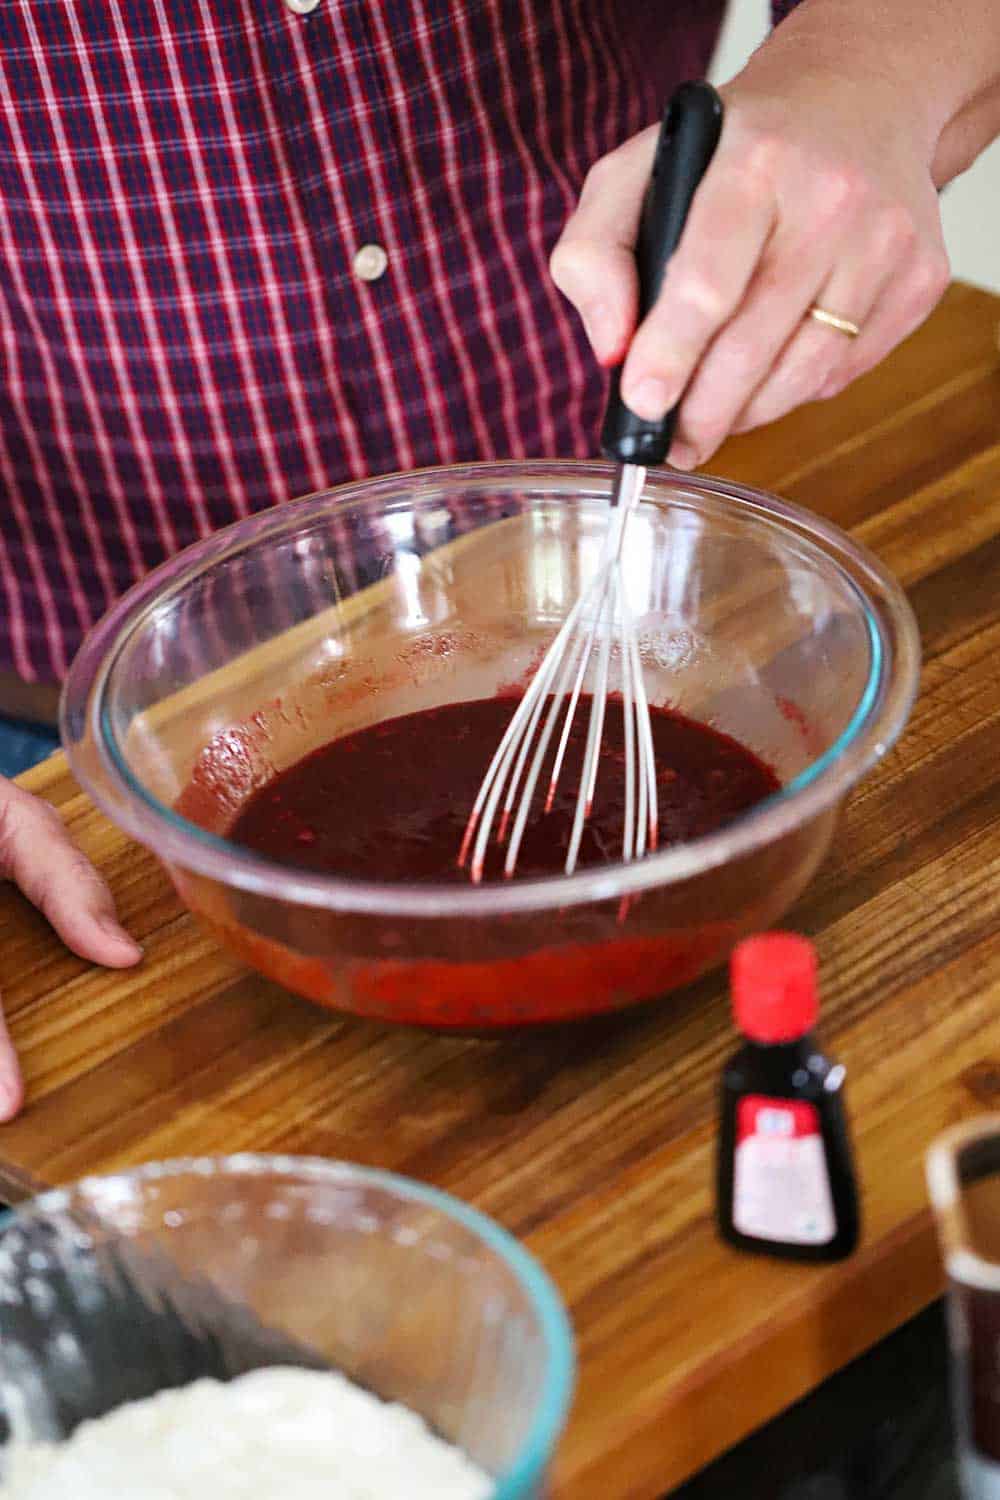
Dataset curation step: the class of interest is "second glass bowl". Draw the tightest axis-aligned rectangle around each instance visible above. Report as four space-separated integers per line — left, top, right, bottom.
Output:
0 1156 574 1498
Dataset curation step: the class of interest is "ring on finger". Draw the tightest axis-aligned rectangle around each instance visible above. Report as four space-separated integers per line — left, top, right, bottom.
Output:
807 304 861 338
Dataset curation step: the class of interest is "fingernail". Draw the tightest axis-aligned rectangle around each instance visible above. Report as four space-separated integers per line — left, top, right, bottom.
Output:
581 302 617 362
100 917 143 957
623 376 673 422
669 441 699 471
0 1083 19 1121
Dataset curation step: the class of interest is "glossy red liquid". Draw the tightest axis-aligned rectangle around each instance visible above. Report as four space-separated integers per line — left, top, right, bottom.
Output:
230 696 780 882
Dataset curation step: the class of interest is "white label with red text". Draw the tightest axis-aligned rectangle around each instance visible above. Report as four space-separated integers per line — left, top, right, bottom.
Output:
732 1095 835 1245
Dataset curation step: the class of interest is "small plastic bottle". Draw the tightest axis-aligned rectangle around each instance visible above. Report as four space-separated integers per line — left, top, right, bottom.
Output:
716 932 859 1261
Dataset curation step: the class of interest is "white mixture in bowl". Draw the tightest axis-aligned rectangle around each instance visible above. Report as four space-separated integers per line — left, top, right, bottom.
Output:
0 1366 493 1499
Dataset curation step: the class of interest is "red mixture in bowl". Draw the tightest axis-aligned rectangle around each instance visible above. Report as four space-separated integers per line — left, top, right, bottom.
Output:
229 696 779 882
174 695 791 1028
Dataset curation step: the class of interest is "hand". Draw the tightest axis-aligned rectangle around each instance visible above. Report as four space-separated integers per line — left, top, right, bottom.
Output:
0 777 142 1120
550 59 951 470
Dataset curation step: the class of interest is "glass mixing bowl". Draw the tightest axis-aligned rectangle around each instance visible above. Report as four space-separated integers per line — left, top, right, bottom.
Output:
61 461 920 1029
0 1156 573 1497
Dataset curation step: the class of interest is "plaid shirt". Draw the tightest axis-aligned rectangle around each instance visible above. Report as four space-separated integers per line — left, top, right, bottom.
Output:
0 0 795 684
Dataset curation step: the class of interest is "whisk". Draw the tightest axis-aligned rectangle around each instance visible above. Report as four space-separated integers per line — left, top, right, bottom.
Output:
460 81 723 883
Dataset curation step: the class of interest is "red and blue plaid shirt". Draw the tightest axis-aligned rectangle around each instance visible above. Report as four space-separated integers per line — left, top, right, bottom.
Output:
0 0 795 683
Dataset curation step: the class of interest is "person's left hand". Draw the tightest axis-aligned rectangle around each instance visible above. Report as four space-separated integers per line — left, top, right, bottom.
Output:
549 58 951 470
0 776 142 1120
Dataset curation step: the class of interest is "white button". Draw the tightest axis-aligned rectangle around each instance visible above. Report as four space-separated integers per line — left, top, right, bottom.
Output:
285 0 320 13
353 243 389 282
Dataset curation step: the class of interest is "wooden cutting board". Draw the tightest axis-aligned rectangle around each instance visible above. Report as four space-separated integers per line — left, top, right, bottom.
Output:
3 281 1000 1497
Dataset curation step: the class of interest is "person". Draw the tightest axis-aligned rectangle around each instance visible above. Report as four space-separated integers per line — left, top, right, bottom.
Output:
0 0 997 1119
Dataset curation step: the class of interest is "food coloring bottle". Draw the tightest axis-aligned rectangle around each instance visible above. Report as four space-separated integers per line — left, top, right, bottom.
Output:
717 932 859 1261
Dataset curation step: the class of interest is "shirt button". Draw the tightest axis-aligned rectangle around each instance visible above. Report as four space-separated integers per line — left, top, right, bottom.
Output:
285 0 320 13
353 243 389 283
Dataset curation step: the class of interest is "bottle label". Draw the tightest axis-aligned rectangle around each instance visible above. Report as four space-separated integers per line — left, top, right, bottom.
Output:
733 1094 836 1245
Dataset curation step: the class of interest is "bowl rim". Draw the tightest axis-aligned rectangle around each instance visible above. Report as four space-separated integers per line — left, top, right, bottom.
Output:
61 459 921 917
0 1153 576 1497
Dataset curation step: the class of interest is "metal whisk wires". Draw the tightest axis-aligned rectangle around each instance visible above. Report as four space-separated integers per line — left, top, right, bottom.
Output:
459 465 658 882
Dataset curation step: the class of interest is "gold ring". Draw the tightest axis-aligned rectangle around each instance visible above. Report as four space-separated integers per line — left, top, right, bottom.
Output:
808 304 861 338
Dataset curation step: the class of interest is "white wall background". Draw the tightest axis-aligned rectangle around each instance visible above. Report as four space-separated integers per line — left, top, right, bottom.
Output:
709 0 1000 294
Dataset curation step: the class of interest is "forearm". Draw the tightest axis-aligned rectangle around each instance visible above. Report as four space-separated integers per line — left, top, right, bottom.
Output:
749 0 1000 179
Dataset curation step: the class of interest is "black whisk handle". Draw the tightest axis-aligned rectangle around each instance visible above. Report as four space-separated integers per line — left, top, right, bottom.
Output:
600 80 724 468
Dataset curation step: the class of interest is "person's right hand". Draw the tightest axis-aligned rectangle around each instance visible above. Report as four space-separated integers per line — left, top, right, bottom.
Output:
0 776 142 1120
549 44 951 472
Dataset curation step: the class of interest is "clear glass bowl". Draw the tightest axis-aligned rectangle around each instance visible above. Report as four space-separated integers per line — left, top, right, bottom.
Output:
61 461 920 1028
0 1156 573 1497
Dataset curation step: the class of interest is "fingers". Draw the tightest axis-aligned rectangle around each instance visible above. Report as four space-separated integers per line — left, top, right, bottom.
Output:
731 235 950 435
0 782 141 1124
0 782 142 969
812 242 951 402
618 137 779 422
676 196 910 457
549 128 658 365
0 1006 23 1122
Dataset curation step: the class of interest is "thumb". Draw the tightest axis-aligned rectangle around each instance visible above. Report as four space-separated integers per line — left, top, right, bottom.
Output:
0 1003 23 1122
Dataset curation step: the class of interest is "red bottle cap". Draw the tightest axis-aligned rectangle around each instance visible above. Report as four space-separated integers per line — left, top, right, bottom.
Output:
730 932 819 1042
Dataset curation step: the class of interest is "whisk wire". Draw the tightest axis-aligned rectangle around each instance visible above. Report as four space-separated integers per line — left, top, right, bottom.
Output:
498 658 560 845
500 609 587 876
543 591 601 816
617 572 637 865
463 463 655 882
460 585 590 878
632 624 659 853
566 575 616 874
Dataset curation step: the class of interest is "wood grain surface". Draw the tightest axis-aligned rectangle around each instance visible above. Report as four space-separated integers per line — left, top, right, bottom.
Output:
2 281 999 1497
